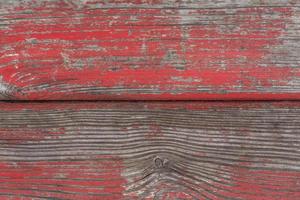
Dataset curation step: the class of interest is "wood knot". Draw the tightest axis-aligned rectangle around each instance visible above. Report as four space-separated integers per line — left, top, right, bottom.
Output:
154 157 169 169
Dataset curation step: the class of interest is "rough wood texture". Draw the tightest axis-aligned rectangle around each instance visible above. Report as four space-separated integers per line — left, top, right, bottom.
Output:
0 101 299 199
0 0 300 100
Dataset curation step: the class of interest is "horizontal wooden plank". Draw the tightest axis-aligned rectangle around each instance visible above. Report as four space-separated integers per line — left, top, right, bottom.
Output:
0 0 300 100
0 101 299 199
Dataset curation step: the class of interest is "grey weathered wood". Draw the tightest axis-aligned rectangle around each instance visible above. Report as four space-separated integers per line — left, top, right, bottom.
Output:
0 102 299 199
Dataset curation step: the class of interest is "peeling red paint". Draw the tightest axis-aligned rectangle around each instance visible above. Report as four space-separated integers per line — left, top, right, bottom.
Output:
220 168 300 200
0 128 65 144
0 1 298 100
0 101 299 199
0 156 126 199
146 124 163 138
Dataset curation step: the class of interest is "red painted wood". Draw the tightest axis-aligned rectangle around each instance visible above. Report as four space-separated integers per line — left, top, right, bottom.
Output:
0 102 299 199
0 0 300 100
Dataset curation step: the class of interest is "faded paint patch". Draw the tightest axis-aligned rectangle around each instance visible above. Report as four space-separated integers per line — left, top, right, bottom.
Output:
220 166 300 200
0 156 126 199
0 127 65 144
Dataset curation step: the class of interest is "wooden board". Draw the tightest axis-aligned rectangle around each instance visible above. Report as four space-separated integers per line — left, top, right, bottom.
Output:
0 101 299 199
1 0 300 100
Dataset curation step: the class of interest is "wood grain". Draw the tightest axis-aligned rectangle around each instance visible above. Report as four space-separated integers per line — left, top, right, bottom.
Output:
0 101 299 199
0 0 300 100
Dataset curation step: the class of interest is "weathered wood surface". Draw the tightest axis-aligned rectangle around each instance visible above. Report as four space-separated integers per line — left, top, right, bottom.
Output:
0 101 299 199
0 0 300 100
